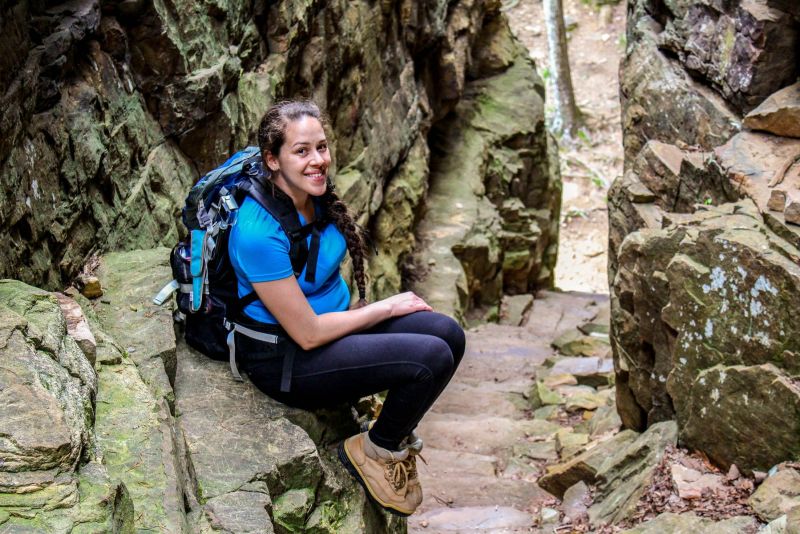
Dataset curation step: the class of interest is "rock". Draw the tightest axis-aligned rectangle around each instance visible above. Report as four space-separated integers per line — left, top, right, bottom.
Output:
610 199 800 471
785 191 800 225
562 481 591 523
713 131 800 233
555 429 590 459
0 280 124 531
410 506 534 531
749 465 800 522
620 13 740 163
543 373 578 388
552 330 611 358
550 357 614 388
563 387 610 413
588 422 678 525
537 430 639 499
761 514 788 534
529 380 565 408
658 1 799 113
670 464 725 500
204 490 273 533
273 488 315 532
409 29 559 320
78 274 103 299
744 82 800 138
627 181 657 203
513 440 558 462
540 507 559 524
533 405 561 421
499 294 534 326
55 291 97 364
680 365 800 473
769 189 788 212
94 248 177 406
369 136 429 301
588 403 622 438
619 512 760 533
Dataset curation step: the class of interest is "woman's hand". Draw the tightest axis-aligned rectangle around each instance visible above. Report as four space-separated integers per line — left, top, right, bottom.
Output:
378 292 433 318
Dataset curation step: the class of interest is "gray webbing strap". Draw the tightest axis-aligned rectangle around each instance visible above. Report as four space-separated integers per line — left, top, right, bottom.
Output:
153 280 180 306
225 322 280 383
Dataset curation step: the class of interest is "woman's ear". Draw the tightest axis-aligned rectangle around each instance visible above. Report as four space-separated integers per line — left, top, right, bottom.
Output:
265 152 280 173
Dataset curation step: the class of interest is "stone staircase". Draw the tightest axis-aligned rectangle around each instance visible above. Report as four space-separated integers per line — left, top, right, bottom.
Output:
409 291 611 533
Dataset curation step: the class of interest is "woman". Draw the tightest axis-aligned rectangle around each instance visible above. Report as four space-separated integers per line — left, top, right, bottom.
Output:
228 100 466 516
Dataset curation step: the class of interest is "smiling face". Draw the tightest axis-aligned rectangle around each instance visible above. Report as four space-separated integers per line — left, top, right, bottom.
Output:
265 115 330 208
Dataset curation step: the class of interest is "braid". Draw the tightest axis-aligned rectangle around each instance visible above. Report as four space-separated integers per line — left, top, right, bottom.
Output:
322 179 370 305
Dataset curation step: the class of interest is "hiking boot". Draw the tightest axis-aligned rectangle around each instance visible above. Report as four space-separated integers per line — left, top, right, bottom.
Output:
338 431 423 516
359 420 424 455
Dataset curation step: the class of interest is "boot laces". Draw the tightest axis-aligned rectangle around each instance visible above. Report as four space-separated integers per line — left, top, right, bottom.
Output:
384 454 420 493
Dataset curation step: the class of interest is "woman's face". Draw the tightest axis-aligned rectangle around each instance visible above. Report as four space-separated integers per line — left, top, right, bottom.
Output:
266 115 331 203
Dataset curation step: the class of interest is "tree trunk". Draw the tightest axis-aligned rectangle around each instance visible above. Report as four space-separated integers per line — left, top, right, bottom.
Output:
544 0 580 138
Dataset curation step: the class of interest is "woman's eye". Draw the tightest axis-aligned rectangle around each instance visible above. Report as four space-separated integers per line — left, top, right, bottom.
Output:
319 145 328 152
297 148 307 156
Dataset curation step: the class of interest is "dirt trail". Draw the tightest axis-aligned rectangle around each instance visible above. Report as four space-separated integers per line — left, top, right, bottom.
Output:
409 291 612 532
507 0 627 294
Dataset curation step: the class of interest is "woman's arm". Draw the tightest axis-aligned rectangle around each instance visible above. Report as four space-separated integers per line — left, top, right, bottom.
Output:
252 277 432 350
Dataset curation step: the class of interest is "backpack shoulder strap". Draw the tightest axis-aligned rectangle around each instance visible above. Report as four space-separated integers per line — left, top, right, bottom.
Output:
239 176 311 278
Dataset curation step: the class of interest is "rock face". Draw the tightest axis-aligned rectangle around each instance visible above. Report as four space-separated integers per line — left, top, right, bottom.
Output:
0 0 558 321
0 250 405 532
408 33 560 321
613 0 800 473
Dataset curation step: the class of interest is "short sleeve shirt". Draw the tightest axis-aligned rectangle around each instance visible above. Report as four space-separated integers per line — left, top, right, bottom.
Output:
228 196 351 324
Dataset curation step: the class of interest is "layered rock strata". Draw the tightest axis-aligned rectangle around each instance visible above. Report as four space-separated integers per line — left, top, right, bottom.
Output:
0 250 404 533
612 0 800 472
0 0 559 320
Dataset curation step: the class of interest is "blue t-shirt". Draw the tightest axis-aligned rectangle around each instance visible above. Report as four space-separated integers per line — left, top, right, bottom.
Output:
228 196 351 324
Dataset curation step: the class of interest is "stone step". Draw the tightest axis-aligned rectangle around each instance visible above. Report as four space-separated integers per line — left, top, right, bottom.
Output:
409 505 539 532
429 381 526 418
418 414 561 456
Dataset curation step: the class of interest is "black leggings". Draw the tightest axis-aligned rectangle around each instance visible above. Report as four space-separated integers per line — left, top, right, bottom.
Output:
238 311 466 451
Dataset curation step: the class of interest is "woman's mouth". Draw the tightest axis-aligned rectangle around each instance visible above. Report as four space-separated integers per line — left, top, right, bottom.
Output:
305 172 326 182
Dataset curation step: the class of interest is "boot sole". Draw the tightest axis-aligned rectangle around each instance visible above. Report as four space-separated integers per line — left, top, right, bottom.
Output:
337 441 412 517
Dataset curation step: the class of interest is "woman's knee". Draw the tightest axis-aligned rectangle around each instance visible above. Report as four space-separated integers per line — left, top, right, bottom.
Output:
431 313 466 362
416 336 455 380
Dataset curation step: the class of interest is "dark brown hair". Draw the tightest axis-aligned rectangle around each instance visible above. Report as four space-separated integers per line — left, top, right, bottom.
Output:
257 100 369 303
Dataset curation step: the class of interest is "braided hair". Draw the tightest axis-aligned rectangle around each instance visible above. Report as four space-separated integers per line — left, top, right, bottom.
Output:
257 100 369 305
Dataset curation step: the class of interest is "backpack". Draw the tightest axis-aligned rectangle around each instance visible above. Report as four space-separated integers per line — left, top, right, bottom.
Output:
153 147 328 389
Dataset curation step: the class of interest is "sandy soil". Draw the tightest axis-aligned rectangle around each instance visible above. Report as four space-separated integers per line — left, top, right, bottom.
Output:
506 0 627 294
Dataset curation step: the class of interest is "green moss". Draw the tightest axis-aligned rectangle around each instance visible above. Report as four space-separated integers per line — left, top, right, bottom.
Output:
273 488 316 532
304 500 349 533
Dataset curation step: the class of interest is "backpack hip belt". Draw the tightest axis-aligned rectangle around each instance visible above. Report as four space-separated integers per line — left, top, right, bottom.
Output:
224 320 293 392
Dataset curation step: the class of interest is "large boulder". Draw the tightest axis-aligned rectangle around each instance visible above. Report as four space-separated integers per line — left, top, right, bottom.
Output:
0 250 407 532
620 5 741 164
0 280 133 532
611 200 800 471
658 0 799 113
614 0 800 478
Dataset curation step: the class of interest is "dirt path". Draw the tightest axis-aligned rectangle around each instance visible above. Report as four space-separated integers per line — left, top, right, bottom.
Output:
507 0 627 294
409 291 612 532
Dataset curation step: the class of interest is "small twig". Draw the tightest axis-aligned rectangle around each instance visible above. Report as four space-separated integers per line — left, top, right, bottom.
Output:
769 148 800 187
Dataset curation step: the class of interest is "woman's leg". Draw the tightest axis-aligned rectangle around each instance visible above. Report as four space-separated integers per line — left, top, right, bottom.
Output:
364 311 466 368
243 330 455 450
